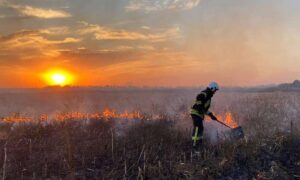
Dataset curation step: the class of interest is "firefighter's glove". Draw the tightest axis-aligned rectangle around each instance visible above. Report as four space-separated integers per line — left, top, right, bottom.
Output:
208 112 217 121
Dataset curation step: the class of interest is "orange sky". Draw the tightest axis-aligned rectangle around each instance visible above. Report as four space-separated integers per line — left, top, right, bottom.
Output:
0 0 299 88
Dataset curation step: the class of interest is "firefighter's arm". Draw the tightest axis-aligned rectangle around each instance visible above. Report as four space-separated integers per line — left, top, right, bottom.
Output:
207 112 217 121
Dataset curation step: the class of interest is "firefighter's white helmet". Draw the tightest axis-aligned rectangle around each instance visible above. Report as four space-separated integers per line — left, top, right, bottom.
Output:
208 82 219 91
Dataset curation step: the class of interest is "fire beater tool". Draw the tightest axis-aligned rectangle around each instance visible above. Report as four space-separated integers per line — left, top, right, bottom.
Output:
215 119 245 140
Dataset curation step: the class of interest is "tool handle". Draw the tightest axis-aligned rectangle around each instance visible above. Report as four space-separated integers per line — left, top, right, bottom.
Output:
215 119 232 129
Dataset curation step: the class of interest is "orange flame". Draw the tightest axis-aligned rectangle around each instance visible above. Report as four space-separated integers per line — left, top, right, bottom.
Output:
223 112 238 128
2 109 143 123
209 112 239 128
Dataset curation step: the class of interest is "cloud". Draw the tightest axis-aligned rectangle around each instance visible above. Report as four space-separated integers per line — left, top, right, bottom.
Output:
9 4 71 19
141 26 151 30
0 30 80 58
0 30 39 42
78 21 181 42
126 0 201 12
40 27 70 35
0 30 79 45
98 45 155 53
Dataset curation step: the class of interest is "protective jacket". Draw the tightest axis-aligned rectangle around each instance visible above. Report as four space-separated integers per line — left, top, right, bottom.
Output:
190 88 214 119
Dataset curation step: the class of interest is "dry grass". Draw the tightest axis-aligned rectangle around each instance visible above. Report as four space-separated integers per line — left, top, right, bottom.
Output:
0 90 299 179
0 115 299 179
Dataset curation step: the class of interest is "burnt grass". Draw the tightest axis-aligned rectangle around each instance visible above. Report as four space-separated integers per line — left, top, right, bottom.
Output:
0 117 299 180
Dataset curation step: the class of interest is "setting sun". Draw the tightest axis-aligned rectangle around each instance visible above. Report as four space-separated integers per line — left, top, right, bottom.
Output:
51 74 66 85
42 69 74 87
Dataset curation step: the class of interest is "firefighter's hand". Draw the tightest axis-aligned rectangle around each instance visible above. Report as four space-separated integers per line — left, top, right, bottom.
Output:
208 112 217 121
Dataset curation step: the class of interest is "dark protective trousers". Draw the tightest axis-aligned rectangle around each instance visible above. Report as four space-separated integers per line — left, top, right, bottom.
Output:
191 114 204 149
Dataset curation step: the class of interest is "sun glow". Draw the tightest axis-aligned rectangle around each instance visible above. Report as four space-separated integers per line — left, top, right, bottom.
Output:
43 69 74 86
51 74 66 85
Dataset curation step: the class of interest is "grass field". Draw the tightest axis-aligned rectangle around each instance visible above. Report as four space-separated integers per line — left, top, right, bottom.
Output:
0 88 299 179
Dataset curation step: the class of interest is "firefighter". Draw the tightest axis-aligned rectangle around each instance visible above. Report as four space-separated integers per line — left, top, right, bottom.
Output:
190 82 219 151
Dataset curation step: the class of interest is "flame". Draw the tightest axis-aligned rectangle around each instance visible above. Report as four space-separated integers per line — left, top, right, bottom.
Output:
222 112 238 128
208 112 239 128
3 115 32 123
2 109 142 123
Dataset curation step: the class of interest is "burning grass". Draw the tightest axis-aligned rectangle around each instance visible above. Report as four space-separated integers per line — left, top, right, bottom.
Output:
0 114 299 179
213 112 239 128
0 90 299 179
1 109 143 124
